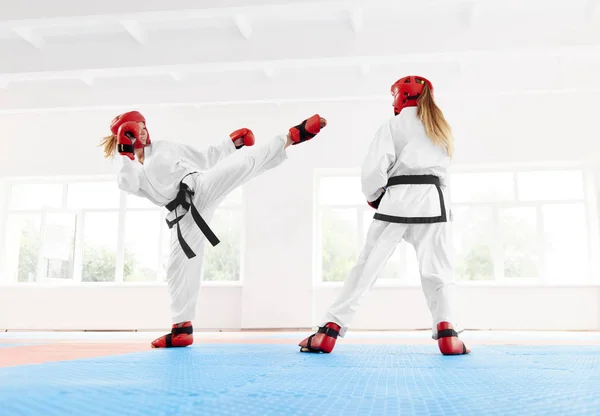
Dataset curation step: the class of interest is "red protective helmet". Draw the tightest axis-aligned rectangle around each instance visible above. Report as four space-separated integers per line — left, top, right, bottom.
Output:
110 110 151 145
390 76 433 115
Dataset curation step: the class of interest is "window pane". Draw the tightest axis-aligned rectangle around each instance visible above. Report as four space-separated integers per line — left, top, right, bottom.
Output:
321 208 357 282
41 213 76 280
517 170 584 201
500 207 539 278
127 193 157 209
4 215 42 282
319 177 364 205
450 172 514 202
67 182 120 209
123 211 161 282
543 204 589 283
203 208 242 281
453 207 494 281
82 212 119 282
9 184 63 210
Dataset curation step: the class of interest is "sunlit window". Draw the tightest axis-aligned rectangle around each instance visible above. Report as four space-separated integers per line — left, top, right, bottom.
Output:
2 179 243 284
317 167 596 285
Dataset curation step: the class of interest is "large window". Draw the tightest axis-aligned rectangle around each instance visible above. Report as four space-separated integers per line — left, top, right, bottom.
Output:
317 167 597 285
316 175 420 285
2 179 243 284
452 168 594 283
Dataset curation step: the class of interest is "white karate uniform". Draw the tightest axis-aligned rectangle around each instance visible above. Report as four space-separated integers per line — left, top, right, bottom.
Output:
116 135 288 323
320 107 458 339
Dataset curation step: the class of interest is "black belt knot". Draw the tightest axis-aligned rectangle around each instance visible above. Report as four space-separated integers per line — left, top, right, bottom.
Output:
165 175 220 259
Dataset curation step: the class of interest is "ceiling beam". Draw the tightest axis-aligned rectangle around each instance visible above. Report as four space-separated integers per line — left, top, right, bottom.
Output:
234 14 252 40
119 20 148 45
1 10 597 77
80 76 94 86
585 0 599 22
3 87 600 115
458 1 478 28
2 42 600 84
0 0 347 31
13 27 45 49
348 7 363 33
0 66 597 114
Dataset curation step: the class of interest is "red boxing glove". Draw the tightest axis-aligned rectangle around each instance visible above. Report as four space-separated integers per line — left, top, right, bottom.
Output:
289 114 326 145
230 128 255 149
367 189 386 209
117 121 141 160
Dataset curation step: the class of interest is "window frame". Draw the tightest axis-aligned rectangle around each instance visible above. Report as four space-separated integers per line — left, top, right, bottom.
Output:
0 175 245 287
314 163 599 287
450 162 598 285
313 169 419 288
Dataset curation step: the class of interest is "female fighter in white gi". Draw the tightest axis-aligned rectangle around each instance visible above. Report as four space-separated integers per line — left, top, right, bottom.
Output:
299 75 469 355
101 111 327 348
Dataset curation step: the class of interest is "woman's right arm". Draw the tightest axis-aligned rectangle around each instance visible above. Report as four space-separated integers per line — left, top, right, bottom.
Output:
115 156 143 193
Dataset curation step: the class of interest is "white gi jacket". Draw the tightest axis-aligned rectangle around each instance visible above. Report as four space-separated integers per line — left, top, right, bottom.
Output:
115 139 236 206
361 107 451 223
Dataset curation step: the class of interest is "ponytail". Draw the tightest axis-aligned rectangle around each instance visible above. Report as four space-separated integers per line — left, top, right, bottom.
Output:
100 134 117 158
417 84 454 157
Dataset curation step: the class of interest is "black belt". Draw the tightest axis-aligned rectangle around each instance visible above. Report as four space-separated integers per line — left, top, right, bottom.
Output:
165 174 220 259
373 174 448 224
386 174 441 187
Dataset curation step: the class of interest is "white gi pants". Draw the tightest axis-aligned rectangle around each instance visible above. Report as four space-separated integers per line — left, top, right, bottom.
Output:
166 135 288 323
319 219 457 339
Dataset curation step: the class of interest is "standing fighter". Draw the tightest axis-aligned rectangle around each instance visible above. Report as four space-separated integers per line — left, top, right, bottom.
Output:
101 112 326 348
299 76 469 355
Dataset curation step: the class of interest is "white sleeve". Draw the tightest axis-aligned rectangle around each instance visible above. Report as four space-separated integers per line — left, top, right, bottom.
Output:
176 139 236 171
361 121 396 202
115 156 143 193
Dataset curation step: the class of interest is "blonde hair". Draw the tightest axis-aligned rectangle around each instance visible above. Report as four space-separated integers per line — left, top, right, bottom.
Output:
417 83 454 157
100 134 117 158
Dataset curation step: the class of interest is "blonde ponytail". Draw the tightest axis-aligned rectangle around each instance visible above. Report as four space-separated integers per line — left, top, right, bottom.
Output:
417 84 454 157
100 134 117 158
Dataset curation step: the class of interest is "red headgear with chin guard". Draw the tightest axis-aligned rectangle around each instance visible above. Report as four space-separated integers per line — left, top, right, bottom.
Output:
110 110 151 147
390 76 434 115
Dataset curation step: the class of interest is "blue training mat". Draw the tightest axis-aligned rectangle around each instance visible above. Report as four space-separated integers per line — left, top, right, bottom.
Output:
0 344 598 416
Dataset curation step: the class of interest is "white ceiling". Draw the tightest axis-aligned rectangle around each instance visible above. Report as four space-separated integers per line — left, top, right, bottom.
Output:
1 0 599 113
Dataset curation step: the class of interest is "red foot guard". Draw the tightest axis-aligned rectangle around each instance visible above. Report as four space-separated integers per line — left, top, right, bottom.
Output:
437 321 470 355
298 322 340 353
289 114 327 145
151 321 194 348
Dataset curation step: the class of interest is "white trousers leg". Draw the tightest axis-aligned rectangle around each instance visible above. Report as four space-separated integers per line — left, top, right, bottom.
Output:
320 220 409 337
319 219 457 339
166 135 288 324
196 134 288 207
404 222 458 339
165 206 214 324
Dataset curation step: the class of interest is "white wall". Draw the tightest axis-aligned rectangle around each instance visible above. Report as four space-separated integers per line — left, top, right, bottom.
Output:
1 94 599 331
